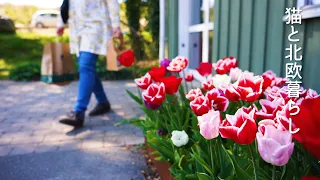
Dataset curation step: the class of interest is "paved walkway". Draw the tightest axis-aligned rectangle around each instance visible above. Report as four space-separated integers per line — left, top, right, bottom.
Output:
0 80 146 180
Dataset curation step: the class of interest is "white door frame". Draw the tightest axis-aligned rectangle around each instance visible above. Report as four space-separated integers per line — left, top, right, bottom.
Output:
178 0 215 82
159 0 166 62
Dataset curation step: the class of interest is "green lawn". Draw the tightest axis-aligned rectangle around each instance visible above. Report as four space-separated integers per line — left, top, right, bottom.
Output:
0 32 68 79
0 31 155 80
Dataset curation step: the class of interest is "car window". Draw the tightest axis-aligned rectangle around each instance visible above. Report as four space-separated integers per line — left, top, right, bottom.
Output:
50 14 58 17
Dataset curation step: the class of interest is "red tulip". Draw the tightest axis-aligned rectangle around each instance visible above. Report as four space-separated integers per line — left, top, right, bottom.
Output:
262 70 288 89
220 107 257 145
117 50 135 67
196 62 212 76
160 76 182 95
262 70 276 90
274 77 287 87
186 88 203 101
167 56 188 72
134 73 152 90
142 83 166 106
185 73 194 82
190 96 211 116
291 96 320 159
213 56 238 74
202 80 215 91
236 72 264 102
148 66 166 82
301 176 320 180
220 84 241 102
205 89 229 112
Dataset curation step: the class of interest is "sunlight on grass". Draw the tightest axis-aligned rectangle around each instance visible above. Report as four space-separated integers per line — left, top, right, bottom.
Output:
0 31 69 79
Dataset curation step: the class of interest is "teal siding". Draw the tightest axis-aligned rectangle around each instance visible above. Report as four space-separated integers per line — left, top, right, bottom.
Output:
302 18 320 91
165 0 320 91
228 0 241 60
167 0 178 59
251 0 268 74
212 0 320 92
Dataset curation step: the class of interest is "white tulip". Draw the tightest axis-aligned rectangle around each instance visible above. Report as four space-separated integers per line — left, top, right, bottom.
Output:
212 74 231 89
171 130 189 147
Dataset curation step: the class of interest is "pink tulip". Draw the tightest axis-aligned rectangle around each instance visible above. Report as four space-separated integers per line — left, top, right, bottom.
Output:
202 80 215 91
134 73 152 90
264 86 281 101
198 110 221 139
190 96 211 116
186 88 203 101
167 56 189 73
229 67 243 82
236 72 264 102
256 124 294 166
205 89 229 112
142 83 166 106
213 56 238 74
220 83 241 102
256 98 284 119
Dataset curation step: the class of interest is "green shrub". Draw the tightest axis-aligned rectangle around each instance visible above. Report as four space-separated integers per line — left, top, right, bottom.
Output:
8 57 150 82
9 62 40 81
95 57 150 80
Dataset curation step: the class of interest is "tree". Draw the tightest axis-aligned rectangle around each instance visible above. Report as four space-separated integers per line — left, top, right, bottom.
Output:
3 4 38 25
147 0 159 58
125 0 144 60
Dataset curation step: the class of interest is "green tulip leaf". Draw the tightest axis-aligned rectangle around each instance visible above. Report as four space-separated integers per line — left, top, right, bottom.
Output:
192 153 213 176
183 108 191 131
185 174 198 180
178 155 186 170
218 161 233 179
196 172 212 180
280 165 286 180
222 145 254 180
256 166 272 180
174 150 181 162
126 90 142 105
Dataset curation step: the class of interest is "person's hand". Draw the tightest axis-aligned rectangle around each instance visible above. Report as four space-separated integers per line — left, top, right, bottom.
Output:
56 27 64 36
112 27 122 38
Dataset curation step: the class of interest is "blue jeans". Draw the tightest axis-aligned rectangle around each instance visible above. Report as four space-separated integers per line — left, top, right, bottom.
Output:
74 51 108 113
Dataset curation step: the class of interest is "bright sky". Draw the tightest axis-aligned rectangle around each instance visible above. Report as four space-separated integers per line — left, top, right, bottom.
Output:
0 0 63 8
0 0 124 8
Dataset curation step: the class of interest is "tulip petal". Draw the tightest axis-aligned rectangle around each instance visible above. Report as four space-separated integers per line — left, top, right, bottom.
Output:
257 136 282 165
237 119 257 144
219 126 239 141
272 142 294 166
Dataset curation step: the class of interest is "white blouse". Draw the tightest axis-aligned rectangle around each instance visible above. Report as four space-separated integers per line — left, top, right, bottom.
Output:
58 0 120 57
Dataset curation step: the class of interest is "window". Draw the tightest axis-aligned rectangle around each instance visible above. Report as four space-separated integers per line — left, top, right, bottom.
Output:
178 0 214 67
50 14 58 18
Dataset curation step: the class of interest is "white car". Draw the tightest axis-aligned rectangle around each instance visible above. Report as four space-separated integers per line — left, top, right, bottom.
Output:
31 10 60 28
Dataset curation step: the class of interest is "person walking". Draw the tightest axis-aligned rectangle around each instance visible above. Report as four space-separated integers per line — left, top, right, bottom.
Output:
57 0 122 127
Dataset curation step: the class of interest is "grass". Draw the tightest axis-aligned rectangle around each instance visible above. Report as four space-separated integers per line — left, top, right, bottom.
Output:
0 31 66 79
0 30 157 80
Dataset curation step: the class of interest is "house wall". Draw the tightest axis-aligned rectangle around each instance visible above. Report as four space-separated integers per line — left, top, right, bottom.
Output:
212 0 320 92
167 0 178 59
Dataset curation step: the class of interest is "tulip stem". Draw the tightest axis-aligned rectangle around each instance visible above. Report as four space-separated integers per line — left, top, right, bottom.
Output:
209 140 214 174
248 144 258 180
182 70 188 92
272 165 276 180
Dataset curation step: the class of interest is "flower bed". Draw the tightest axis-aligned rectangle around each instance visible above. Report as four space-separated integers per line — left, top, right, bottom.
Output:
120 56 320 179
